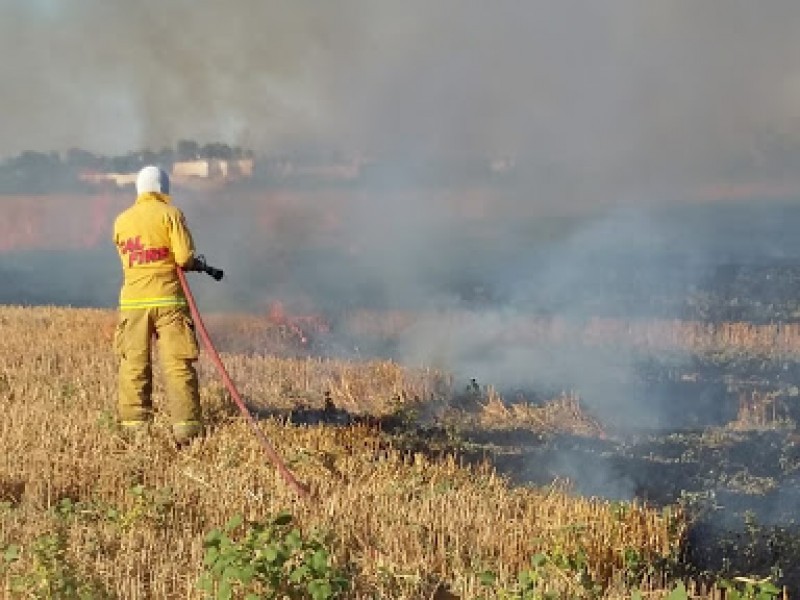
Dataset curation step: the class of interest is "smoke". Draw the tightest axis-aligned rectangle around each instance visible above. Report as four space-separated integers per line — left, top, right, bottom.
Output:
388 206 684 429
2 1 800 191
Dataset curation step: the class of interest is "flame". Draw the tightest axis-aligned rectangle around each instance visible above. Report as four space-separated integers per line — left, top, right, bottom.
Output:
266 300 330 346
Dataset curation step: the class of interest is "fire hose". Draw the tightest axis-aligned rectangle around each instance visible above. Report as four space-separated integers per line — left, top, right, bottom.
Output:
177 259 311 500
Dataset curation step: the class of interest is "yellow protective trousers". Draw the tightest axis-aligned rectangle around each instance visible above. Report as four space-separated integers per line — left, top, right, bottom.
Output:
114 305 203 443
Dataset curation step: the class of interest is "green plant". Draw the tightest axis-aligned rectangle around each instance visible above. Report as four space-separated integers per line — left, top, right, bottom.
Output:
105 484 175 530
664 581 689 600
197 511 350 600
3 532 112 599
1 542 20 577
478 553 563 600
479 545 611 599
53 497 91 521
621 547 648 586
719 577 781 600
632 581 690 600
549 546 600 596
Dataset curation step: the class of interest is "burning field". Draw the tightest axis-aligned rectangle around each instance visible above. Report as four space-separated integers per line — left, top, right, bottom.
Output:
201 303 800 592
0 305 690 599
2 189 800 598
9 1 800 596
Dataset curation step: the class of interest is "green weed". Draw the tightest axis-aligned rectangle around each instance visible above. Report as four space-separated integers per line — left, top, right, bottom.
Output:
197 511 350 600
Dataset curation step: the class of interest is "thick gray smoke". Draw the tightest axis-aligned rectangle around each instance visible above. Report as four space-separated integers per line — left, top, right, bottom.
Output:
3 0 800 193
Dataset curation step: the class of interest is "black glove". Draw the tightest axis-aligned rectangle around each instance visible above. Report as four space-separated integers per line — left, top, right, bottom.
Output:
187 255 224 281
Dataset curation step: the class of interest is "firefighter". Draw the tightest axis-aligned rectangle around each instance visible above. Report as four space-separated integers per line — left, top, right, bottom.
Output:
112 165 203 446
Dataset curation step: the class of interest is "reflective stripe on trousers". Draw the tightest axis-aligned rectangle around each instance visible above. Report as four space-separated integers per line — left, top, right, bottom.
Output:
120 296 188 311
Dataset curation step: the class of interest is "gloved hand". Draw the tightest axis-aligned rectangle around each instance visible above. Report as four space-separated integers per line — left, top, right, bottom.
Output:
186 255 224 281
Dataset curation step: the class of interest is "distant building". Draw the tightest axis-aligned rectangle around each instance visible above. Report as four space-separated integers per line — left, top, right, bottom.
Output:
171 158 254 181
78 158 254 190
79 170 137 188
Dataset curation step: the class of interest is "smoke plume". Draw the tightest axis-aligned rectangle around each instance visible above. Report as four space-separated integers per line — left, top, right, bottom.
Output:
2 1 800 192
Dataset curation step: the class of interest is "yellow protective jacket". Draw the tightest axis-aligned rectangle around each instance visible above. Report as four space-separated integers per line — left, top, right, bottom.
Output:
113 192 195 310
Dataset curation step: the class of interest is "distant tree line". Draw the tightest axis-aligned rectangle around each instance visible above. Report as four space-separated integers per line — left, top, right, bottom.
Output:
0 140 524 194
0 141 253 194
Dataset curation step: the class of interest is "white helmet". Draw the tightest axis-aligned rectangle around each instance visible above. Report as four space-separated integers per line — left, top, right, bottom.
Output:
136 165 170 195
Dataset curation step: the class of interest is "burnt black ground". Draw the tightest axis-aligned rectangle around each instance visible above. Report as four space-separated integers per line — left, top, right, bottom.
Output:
478 425 800 589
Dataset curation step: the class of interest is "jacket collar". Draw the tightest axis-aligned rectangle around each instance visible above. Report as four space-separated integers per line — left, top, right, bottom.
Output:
135 191 171 204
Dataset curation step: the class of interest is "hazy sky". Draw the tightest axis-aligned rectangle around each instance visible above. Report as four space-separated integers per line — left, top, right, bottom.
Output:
2 1 800 190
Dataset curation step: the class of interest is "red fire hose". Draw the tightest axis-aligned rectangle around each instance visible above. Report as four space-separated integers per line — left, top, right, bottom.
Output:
177 268 311 500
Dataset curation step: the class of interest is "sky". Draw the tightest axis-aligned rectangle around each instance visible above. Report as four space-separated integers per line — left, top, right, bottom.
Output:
2 1 800 194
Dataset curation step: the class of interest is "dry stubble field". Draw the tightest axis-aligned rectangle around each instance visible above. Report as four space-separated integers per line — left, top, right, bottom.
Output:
0 305 700 599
